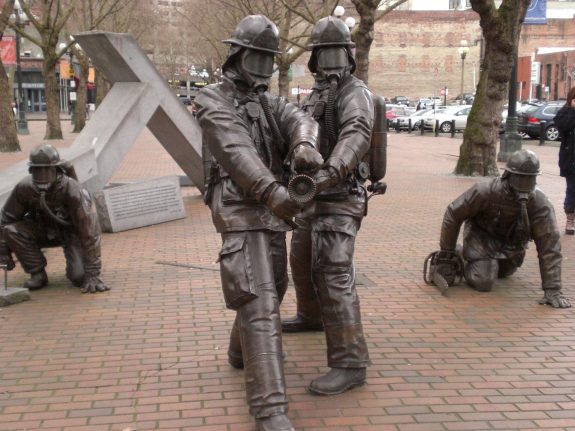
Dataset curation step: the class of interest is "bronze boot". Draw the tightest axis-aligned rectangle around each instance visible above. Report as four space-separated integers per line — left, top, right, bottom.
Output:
24 269 48 290
307 367 366 396
566 211 575 235
281 313 323 333
255 413 294 431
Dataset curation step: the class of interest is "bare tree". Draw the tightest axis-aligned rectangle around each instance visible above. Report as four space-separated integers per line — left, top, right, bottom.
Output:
454 0 531 176
0 0 20 152
65 0 132 132
10 0 78 140
91 0 156 104
350 0 408 84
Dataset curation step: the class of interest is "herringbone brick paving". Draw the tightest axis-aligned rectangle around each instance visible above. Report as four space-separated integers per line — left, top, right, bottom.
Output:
1 119 574 431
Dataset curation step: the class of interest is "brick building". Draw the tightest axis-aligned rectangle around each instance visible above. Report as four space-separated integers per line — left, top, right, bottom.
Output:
287 10 575 104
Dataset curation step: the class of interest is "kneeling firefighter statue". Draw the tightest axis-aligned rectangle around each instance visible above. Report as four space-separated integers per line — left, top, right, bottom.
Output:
282 16 387 396
0 144 109 294
424 149 570 308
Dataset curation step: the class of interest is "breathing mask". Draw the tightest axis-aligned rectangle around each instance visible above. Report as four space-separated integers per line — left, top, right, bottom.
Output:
239 49 275 91
31 166 58 191
316 47 349 81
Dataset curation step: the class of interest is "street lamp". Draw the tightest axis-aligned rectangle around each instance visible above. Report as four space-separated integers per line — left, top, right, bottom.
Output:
59 41 76 125
10 0 29 135
457 40 469 105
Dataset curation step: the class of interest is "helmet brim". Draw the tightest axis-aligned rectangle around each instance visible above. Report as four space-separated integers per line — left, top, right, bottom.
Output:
222 39 281 54
307 41 355 51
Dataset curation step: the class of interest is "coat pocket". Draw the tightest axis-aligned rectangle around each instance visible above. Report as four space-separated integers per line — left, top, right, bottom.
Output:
218 233 258 310
221 178 258 205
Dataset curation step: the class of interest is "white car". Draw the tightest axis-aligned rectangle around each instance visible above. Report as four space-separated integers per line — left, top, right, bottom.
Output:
392 107 446 131
424 105 472 133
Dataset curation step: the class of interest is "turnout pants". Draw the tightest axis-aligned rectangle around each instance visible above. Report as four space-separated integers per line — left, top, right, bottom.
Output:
462 224 524 292
221 230 289 419
290 214 370 368
4 220 85 285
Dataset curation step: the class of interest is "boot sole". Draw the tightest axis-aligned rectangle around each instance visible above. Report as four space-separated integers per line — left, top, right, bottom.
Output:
306 379 366 396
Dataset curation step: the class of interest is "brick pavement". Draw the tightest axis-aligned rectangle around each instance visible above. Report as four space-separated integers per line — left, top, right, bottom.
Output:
0 119 574 431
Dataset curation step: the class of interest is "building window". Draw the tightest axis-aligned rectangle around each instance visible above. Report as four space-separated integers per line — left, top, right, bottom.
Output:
449 0 471 8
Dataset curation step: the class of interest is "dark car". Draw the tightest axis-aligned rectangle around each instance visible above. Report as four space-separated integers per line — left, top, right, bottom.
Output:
391 96 409 106
178 94 192 105
517 101 563 141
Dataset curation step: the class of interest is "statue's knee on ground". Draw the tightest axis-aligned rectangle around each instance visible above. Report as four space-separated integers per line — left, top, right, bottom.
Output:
465 259 498 292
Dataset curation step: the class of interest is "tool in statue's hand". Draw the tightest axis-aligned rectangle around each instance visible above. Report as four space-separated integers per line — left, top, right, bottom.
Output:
423 250 464 296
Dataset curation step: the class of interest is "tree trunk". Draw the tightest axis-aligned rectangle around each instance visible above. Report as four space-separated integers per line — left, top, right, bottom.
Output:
0 60 20 152
351 0 376 85
454 0 530 176
95 67 109 107
43 58 63 140
73 53 89 133
277 62 290 98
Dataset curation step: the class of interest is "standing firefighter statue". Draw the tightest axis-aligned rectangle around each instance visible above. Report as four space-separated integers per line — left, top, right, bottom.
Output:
0 144 109 294
425 149 570 308
282 16 387 396
194 15 321 431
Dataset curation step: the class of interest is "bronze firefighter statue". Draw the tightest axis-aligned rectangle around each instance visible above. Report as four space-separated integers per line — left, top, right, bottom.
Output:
194 15 321 431
282 16 386 396
425 149 570 308
0 144 109 294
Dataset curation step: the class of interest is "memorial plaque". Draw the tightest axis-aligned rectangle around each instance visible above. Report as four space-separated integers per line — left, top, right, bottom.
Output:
97 176 186 232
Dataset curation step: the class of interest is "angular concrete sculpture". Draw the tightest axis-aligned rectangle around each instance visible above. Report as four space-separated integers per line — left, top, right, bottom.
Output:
0 32 203 208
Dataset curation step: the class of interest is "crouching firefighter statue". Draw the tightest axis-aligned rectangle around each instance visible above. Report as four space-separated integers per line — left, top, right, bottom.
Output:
281 16 387 396
194 15 321 431
0 144 109 294
425 149 570 308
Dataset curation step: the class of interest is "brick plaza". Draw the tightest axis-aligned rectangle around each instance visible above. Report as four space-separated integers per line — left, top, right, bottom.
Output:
0 120 574 431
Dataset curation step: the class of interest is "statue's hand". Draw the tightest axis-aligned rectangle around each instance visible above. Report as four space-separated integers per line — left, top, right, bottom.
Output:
0 253 15 271
265 184 302 220
292 144 323 174
313 167 340 194
81 275 110 294
541 290 571 308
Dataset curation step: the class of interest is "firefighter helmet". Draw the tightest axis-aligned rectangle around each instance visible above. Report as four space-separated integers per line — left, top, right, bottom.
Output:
28 144 62 167
223 15 280 54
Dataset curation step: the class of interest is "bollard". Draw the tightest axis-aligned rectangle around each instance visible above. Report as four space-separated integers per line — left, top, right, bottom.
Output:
420 120 425 135
395 120 401 133
539 121 547 146
451 120 456 138
434 120 439 137
408 119 412 134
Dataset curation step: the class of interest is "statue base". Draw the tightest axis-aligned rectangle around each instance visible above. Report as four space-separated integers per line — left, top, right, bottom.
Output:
0 287 31 307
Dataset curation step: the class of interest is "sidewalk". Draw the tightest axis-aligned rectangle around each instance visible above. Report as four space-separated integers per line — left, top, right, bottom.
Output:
0 122 574 431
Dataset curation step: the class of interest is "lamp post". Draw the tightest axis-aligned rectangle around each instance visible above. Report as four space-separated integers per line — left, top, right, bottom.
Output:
11 0 29 135
497 56 522 162
457 40 469 105
59 42 76 125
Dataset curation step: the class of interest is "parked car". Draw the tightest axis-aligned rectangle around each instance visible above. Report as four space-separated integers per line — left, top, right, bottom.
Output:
391 96 410 106
423 105 472 133
517 101 563 141
391 107 443 131
386 105 414 121
499 102 528 134
178 94 192 105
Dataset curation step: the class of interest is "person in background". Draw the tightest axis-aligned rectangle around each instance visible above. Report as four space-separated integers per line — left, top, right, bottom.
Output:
554 86 575 235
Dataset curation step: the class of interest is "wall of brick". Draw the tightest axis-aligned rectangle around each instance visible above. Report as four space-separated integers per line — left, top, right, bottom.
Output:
284 11 575 105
